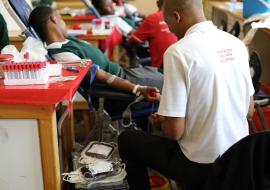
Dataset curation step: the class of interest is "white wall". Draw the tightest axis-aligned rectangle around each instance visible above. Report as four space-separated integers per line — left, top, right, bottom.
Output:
129 0 158 16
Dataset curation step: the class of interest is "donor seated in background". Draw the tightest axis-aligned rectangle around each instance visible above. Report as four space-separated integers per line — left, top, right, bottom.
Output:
92 0 136 36
126 0 177 69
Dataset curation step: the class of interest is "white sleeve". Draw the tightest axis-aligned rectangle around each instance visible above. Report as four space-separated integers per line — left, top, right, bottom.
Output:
158 50 189 117
113 17 133 36
51 52 81 62
248 75 255 96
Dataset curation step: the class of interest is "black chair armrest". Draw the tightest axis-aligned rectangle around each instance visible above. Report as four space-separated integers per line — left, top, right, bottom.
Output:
90 83 136 101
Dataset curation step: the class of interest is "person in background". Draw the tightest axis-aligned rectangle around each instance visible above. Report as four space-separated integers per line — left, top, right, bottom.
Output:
92 0 115 16
126 0 177 68
112 0 144 23
28 6 161 102
92 0 136 36
118 0 255 189
0 13 9 51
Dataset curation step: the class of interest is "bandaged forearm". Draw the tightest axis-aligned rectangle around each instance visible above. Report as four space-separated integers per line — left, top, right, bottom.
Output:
105 74 146 95
106 75 119 84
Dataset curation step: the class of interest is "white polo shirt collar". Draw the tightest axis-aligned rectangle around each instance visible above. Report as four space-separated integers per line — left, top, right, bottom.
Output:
46 39 70 49
184 21 215 37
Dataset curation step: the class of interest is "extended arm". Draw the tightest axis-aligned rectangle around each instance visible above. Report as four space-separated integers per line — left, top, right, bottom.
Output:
161 116 186 140
156 50 188 140
126 15 152 47
95 69 159 101
247 96 254 121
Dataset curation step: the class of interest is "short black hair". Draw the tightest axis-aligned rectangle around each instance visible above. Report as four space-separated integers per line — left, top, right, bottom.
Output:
157 0 165 9
28 6 54 42
163 0 203 15
92 0 105 11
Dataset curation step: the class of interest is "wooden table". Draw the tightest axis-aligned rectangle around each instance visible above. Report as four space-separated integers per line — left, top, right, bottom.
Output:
8 29 106 50
8 30 25 51
77 33 109 47
0 64 90 190
54 1 86 10
62 14 94 25
0 104 62 190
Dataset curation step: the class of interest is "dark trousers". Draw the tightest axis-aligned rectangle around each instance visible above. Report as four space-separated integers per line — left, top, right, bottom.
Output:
118 130 213 190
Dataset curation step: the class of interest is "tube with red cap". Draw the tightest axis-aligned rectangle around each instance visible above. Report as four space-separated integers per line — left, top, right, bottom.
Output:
24 52 30 61
117 0 123 6
150 90 157 98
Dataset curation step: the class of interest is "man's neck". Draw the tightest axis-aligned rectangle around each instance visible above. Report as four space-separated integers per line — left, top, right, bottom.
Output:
46 30 66 45
186 13 206 31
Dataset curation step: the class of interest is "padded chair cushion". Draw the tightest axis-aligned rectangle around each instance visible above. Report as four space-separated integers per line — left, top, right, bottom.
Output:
8 0 32 26
204 131 270 190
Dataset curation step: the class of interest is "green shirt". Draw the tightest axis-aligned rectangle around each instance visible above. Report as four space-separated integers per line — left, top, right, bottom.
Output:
48 36 121 75
121 16 137 28
0 14 9 51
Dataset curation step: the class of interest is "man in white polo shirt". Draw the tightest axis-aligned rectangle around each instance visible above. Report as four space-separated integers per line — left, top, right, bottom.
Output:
118 0 255 189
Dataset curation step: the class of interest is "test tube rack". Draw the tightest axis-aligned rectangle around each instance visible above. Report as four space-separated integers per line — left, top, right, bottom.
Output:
2 61 49 85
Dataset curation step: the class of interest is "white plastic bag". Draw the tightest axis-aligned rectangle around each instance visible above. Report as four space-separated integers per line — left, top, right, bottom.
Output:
20 37 48 61
1 45 23 62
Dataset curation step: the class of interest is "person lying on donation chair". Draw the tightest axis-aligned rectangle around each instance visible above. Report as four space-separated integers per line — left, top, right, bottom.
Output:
126 0 177 69
0 13 9 51
117 0 255 189
93 0 155 68
92 0 136 36
28 6 162 103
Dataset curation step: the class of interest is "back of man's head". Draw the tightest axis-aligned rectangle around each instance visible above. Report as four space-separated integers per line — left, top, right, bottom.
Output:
28 6 54 42
163 0 205 38
163 0 203 16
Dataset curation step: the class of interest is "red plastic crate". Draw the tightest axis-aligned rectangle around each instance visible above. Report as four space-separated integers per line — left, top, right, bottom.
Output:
249 83 270 133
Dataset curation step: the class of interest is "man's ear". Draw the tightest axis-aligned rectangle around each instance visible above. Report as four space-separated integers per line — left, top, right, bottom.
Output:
49 14 57 24
173 11 181 23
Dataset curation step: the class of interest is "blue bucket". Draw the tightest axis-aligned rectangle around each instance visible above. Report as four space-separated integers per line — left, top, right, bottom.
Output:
243 0 270 18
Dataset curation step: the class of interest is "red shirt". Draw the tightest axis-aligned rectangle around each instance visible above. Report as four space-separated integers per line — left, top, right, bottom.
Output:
131 11 177 68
